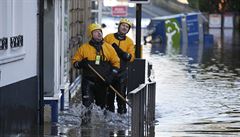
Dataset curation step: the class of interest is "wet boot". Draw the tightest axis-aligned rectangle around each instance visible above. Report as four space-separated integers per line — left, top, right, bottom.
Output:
117 104 127 114
116 83 127 114
81 106 92 125
106 105 115 113
106 89 115 113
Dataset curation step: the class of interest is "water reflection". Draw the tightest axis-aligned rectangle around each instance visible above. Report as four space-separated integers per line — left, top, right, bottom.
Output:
146 28 240 136
209 29 240 68
2 12 239 136
44 27 240 136
51 103 131 137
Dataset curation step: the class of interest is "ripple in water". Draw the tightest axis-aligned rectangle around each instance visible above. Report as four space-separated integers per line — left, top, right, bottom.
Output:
57 103 131 136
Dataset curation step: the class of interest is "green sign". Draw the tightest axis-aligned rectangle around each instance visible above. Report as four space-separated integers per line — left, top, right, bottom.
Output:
165 18 181 54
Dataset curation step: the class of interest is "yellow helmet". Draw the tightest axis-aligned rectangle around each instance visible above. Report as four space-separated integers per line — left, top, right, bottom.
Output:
119 18 133 27
87 23 102 37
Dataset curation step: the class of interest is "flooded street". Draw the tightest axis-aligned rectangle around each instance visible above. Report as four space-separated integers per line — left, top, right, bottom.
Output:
1 1 240 136
57 104 131 136
143 28 240 136
44 17 240 137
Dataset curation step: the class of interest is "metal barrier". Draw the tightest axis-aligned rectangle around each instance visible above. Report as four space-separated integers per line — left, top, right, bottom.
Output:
129 81 156 137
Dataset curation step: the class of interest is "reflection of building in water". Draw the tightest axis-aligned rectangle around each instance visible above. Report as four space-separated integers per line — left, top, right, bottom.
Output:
207 29 240 67
166 26 180 55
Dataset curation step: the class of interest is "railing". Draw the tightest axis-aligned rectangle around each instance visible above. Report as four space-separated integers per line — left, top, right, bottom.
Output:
128 81 156 137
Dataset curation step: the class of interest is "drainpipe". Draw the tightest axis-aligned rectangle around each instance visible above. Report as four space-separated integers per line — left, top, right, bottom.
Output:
38 0 44 128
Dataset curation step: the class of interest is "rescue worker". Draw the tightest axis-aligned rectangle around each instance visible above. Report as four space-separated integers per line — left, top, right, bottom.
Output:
72 23 120 109
104 18 135 114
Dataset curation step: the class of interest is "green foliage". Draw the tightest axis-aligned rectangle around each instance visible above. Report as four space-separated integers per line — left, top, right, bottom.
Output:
187 0 199 9
187 0 240 13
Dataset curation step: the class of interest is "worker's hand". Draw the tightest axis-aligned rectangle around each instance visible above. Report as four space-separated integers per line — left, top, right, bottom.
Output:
74 58 88 69
104 68 119 86
122 52 131 61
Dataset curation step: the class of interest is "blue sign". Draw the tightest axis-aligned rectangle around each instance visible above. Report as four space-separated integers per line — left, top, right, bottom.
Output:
186 14 199 45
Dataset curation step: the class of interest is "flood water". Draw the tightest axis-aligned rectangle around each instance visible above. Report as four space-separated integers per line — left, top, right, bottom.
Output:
145 28 240 137
43 23 240 136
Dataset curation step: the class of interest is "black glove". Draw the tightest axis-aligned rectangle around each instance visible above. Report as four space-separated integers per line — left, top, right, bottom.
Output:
122 52 131 61
104 68 119 86
112 43 124 56
74 58 88 69
112 43 131 61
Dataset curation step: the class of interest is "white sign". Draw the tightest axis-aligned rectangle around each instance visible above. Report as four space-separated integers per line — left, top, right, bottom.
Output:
209 14 222 28
224 14 233 28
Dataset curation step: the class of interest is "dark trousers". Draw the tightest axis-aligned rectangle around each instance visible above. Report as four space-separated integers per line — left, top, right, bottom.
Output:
107 80 127 114
81 78 107 109
94 82 107 109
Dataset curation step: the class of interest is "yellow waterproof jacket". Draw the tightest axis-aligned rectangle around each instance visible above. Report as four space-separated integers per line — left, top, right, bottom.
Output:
72 42 120 69
104 33 135 62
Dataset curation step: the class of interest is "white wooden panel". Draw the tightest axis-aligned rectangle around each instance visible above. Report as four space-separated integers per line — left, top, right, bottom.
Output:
0 0 37 87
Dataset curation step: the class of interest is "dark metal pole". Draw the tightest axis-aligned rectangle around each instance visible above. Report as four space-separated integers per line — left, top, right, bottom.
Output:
38 0 44 127
135 4 142 58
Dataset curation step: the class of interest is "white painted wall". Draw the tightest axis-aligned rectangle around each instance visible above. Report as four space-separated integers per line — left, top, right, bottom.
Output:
54 0 62 94
0 0 38 87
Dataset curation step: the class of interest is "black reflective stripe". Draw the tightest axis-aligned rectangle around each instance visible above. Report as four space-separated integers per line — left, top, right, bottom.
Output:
100 45 105 61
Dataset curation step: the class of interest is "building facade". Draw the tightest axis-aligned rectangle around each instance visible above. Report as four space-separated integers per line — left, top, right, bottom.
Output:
0 0 99 135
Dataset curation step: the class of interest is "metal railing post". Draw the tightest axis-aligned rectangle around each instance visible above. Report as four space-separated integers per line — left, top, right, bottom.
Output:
129 82 156 137
130 84 145 137
147 82 156 137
